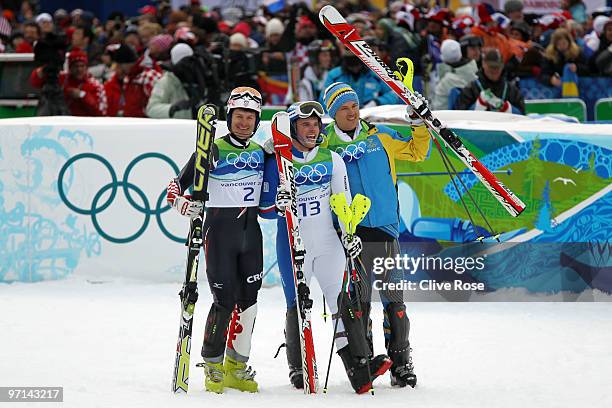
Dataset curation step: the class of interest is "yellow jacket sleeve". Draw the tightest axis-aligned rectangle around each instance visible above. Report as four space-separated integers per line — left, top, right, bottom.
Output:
379 125 431 162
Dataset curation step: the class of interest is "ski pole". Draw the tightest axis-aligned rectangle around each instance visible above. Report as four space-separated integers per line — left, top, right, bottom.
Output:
346 195 375 395
324 194 372 393
397 169 512 177
323 193 353 393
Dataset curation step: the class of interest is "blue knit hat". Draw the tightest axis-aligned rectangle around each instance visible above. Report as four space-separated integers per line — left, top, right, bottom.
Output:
322 82 359 119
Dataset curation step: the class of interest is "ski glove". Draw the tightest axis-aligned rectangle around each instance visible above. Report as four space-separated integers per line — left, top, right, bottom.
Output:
173 195 203 218
342 234 363 259
405 92 430 126
478 89 504 111
275 189 291 217
166 179 203 218
262 137 275 154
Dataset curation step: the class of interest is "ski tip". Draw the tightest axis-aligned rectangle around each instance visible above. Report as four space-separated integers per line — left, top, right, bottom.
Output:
319 4 332 21
198 104 217 117
271 111 289 120
319 4 342 25
271 111 291 133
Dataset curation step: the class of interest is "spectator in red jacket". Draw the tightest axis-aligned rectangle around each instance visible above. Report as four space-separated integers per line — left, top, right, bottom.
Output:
104 43 162 117
30 48 107 116
23 21 40 47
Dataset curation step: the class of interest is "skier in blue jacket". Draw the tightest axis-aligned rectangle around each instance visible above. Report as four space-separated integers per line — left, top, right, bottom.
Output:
321 82 431 388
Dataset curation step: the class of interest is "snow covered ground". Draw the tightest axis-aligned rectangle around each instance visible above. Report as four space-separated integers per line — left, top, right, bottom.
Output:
1 278 611 408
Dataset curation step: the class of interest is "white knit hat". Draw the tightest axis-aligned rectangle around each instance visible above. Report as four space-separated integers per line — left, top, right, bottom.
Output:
441 39 462 64
265 18 284 38
170 43 193 65
35 13 53 24
593 15 611 35
229 32 248 49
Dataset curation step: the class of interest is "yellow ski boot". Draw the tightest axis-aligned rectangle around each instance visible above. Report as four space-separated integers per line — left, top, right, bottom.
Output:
223 356 258 393
200 361 224 394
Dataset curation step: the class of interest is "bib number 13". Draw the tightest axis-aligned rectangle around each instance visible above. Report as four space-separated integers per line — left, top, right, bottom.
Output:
299 201 321 217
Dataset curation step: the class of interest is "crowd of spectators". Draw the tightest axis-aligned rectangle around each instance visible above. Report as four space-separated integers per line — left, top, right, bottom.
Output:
0 0 610 118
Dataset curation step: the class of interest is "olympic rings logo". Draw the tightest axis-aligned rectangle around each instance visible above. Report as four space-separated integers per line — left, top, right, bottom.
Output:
294 163 328 185
58 153 183 244
335 141 367 162
225 151 262 170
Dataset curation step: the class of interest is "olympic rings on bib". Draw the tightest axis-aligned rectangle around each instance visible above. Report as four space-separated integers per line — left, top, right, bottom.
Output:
58 153 182 243
225 151 262 170
294 163 328 185
335 141 367 162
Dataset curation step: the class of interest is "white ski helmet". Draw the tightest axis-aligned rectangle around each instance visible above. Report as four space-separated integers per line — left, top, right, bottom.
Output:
226 86 263 136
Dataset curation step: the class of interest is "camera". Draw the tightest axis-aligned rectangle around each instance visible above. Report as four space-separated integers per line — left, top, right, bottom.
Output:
33 32 70 116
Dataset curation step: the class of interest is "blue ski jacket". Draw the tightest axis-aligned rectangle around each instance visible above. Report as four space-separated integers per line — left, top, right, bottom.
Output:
321 120 430 238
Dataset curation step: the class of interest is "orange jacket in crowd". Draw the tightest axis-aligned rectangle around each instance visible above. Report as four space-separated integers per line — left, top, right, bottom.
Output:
471 25 516 63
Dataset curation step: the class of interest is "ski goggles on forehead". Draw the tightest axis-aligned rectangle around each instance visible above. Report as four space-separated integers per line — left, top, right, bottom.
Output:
290 101 325 119
227 91 263 113
228 91 262 104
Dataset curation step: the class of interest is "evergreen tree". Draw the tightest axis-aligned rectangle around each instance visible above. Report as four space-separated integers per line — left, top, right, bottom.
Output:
535 181 556 232
523 137 542 199
586 151 597 187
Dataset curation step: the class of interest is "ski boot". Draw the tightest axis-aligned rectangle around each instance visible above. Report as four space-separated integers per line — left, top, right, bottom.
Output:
289 366 304 389
223 356 258 393
385 303 417 388
285 307 304 389
390 349 417 388
338 346 392 394
200 361 224 394
370 354 394 382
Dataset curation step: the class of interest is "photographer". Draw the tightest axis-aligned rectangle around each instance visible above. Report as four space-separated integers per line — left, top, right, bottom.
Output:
147 42 222 119
146 43 195 119
30 33 106 117
189 20 250 109
224 33 260 92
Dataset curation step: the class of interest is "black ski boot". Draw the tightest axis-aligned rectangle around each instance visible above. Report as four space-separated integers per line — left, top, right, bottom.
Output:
385 303 417 388
338 346 392 394
285 307 303 389
289 366 304 389
390 353 417 388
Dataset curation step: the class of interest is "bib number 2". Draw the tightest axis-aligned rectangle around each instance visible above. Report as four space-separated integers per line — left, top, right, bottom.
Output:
243 187 255 202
